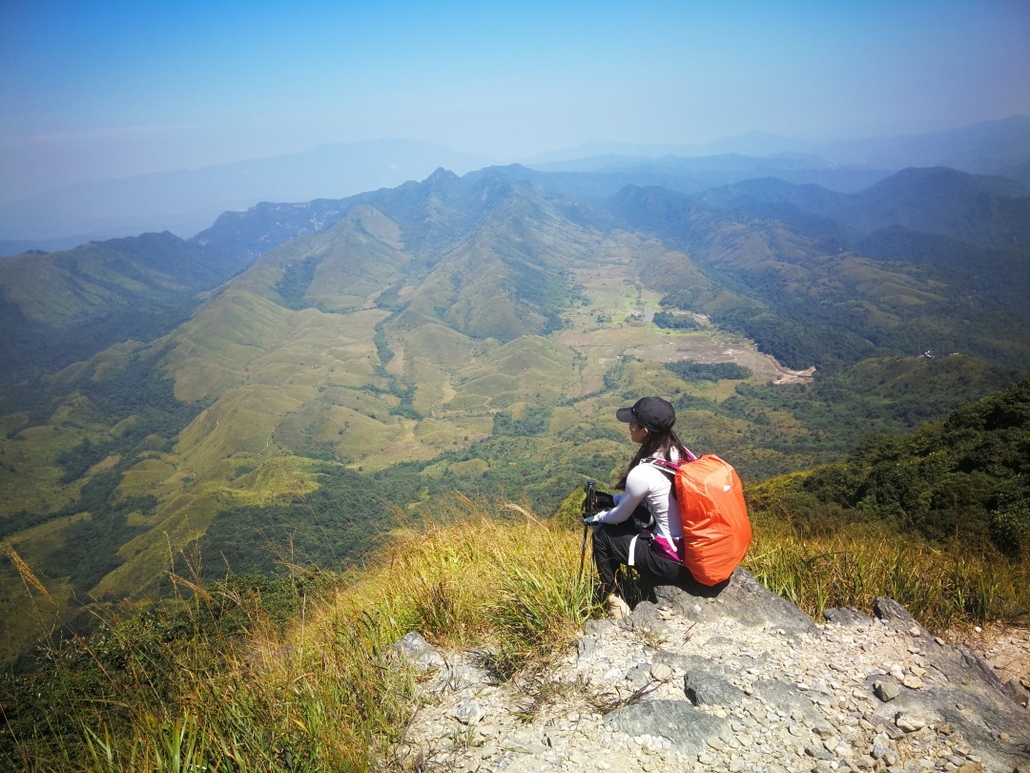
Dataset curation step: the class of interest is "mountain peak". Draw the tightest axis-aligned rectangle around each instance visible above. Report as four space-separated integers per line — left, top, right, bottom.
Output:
425 167 460 184
866 166 1030 201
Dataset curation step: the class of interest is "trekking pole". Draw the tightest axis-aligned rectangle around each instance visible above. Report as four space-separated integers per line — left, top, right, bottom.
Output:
579 480 595 577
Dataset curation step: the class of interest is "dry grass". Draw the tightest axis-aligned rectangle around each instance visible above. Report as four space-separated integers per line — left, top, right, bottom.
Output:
5 499 597 772
320 497 596 676
745 510 1030 632
6 493 1028 772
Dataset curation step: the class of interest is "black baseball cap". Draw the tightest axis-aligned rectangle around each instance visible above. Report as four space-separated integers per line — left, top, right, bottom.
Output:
616 396 676 432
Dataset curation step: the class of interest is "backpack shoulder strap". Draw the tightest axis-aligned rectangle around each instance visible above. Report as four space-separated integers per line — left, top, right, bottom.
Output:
641 444 699 471
642 457 681 475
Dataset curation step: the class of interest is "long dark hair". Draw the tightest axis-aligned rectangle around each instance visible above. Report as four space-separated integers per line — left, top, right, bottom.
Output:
616 427 689 490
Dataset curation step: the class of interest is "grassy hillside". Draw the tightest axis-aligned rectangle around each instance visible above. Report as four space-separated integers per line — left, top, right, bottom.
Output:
855 226 1030 317
0 232 254 405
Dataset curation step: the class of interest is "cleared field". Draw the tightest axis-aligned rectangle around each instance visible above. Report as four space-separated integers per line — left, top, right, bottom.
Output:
558 241 814 386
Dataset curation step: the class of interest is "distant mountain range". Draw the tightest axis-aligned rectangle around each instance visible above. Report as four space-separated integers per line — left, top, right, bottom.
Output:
2 116 1028 252
695 167 1030 248
531 115 1030 173
0 140 494 248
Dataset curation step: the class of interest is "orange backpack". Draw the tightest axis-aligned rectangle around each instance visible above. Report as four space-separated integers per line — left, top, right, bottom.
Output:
650 454 752 586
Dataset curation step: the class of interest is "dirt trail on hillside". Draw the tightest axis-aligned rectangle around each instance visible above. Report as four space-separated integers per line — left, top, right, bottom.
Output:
684 342 817 385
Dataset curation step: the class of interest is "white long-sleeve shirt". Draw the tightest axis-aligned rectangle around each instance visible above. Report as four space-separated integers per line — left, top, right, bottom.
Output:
595 454 684 551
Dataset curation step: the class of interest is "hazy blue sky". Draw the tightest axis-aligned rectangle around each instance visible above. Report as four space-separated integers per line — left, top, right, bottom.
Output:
2 0 1028 201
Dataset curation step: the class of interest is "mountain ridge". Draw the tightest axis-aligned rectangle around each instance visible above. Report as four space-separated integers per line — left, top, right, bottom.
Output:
695 167 1030 249
4 116 1028 250
0 140 495 245
526 115 1030 173
0 231 251 403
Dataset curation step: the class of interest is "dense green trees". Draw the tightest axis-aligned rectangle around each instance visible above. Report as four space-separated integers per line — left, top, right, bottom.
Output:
665 361 751 382
275 256 320 309
761 377 1030 557
652 311 700 330
492 406 553 437
197 465 386 579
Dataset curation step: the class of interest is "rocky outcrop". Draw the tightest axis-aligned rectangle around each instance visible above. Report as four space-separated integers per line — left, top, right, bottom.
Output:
389 569 1030 773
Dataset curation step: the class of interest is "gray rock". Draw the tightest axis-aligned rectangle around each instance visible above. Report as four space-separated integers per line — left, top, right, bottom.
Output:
650 662 674 682
655 568 819 636
429 663 487 693
394 584 1030 773
583 618 614 636
901 674 924 690
1003 678 1030 707
805 745 835 761
864 599 1030 771
954 644 1009 694
871 683 1024 770
823 607 874 627
651 649 695 671
872 597 918 631
873 679 901 702
627 600 671 637
625 663 654 689
578 634 596 660
811 723 836 739
683 665 748 706
870 741 892 760
604 699 728 754
391 631 446 669
452 700 484 725
699 640 767 672
751 679 821 723
894 711 931 732
501 738 547 754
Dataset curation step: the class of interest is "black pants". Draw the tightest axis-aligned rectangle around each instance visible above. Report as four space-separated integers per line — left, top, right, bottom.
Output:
591 521 682 599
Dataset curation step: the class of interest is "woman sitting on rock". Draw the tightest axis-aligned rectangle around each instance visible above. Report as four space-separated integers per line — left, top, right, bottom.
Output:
583 396 688 618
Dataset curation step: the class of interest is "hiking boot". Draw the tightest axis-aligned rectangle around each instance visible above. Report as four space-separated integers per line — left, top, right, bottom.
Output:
607 594 631 620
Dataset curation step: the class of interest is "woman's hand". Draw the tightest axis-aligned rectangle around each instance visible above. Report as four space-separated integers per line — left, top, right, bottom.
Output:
582 512 606 528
